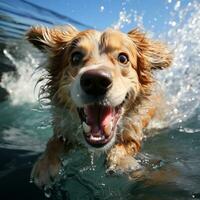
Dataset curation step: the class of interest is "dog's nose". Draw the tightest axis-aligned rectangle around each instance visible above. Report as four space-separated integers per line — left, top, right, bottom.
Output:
80 69 112 95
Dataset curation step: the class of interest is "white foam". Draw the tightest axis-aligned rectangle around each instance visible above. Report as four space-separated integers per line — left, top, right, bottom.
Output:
1 44 44 105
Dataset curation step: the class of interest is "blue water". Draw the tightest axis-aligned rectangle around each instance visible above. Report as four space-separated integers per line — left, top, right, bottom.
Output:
0 0 200 200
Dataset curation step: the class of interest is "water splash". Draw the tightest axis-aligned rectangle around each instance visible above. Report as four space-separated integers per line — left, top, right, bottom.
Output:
1 42 43 105
158 0 200 127
112 9 132 30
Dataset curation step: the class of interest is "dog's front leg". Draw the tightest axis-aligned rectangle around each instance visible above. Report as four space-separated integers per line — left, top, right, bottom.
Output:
107 105 156 173
106 128 142 173
31 135 71 188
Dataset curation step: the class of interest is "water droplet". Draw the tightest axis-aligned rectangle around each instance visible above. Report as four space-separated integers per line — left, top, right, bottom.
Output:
29 178 33 184
192 193 200 199
61 158 69 167
100 6 104 12
89 152 96 171
44 186 52 198
178 119 182 123
174 1 181 11
169 21 176 27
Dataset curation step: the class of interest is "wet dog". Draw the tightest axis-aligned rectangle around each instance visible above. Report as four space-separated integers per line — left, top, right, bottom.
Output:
26 25 172 188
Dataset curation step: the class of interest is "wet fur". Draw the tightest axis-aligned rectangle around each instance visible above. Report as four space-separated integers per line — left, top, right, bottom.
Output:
26 25 172 188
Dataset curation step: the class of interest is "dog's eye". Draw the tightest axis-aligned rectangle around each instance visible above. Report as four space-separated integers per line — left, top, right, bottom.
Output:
118 53 129 65
71 51 84 66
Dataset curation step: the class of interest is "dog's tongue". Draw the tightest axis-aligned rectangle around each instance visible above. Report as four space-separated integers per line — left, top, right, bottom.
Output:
85 105 112 135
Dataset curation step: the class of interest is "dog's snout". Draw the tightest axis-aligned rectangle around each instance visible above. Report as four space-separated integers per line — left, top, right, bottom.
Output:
80 69 112 95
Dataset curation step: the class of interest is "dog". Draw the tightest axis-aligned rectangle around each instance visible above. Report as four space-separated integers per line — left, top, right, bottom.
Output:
26 25 172 188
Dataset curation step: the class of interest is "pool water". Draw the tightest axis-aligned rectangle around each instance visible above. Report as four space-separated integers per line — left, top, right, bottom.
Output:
0 0 200 200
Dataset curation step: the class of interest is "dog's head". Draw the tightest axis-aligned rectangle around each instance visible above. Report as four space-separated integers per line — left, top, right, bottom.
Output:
27 25 172 149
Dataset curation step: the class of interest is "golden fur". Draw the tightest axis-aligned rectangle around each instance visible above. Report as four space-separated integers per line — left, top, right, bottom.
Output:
26 25 172 188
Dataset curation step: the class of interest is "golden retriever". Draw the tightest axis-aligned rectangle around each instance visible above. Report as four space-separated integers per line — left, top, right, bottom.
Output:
26 25 172 188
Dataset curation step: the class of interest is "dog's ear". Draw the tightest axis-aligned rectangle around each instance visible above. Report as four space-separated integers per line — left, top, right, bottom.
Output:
128 29 172 70
26 25 78 53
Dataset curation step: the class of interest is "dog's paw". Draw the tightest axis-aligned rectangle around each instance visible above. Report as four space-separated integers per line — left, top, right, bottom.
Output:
107 155 141 174
30 154 61 188
106 145 141 174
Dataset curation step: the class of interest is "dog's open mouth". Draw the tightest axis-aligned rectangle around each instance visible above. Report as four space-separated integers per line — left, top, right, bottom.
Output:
77 103 123 148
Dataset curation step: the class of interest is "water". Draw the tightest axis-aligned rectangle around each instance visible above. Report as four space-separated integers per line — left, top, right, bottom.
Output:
0 0 200 200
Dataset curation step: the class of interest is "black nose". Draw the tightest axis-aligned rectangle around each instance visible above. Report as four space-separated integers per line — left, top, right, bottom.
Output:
80 69 112 95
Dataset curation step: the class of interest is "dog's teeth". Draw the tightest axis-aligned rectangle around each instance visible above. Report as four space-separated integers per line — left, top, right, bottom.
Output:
90 135 102 141
82 122 91 133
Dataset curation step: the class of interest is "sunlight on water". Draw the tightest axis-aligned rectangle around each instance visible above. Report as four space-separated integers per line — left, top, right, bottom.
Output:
1 127 43 151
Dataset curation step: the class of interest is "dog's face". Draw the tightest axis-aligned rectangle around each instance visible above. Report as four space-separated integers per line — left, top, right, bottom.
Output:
69 29 140 148
27 25 172 149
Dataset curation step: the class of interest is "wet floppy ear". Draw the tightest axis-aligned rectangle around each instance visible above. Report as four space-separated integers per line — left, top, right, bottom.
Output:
26 25 78 53
128 29 173 70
